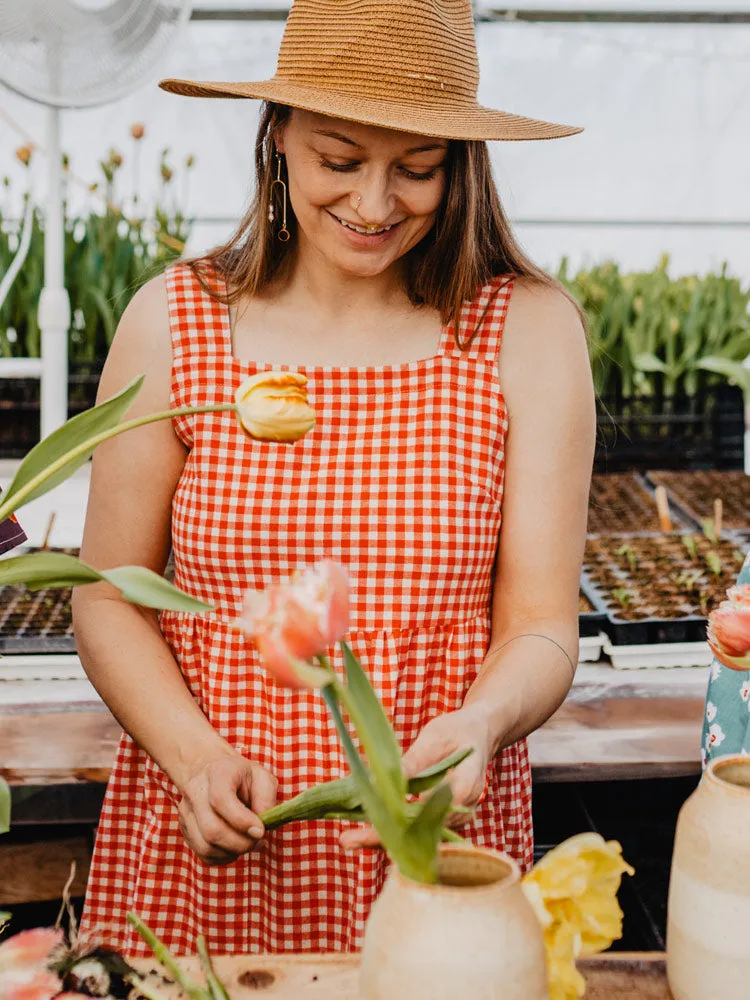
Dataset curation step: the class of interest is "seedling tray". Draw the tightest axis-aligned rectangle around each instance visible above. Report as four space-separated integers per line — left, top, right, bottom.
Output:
588 473 693 535
579 590 607 637
581 533 746 646
0 547 76 654
646 470 750 532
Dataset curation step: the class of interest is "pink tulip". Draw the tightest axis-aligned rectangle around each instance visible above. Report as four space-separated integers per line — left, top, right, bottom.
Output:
707 584 750 671
0 970 62 1000
236 560 350 689
0 929 62 972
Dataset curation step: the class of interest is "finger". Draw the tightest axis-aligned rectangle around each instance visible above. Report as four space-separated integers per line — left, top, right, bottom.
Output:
340 825 383 851
209 770 267 838
188 801 262 855
245 763 279 816
179 811 241 866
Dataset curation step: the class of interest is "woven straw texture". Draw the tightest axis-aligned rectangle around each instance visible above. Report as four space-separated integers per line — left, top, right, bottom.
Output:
80 260 533 956
160 0 581 141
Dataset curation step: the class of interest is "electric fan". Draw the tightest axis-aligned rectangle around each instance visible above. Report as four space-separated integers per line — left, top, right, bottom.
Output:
0 0 193 438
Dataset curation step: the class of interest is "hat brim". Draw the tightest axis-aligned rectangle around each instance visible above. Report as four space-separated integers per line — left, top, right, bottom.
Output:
159 77 582 142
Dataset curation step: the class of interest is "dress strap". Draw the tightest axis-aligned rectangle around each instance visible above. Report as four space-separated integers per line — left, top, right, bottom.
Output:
441 276 514 364
164 259 230 363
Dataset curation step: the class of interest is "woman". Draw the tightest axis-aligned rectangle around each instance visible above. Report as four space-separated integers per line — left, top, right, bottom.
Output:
75 0 595 956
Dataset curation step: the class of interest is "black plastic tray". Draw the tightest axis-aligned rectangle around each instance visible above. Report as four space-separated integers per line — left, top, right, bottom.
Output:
580 568 708 646
0 634 77 654
579 610 607 638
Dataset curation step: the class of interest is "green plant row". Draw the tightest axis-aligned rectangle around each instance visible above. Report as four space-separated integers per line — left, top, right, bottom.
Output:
0 203 188 365
557 254 750 401
0 139 191 365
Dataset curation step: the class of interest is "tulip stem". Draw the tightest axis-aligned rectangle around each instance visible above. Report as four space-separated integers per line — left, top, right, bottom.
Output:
0 404 236 523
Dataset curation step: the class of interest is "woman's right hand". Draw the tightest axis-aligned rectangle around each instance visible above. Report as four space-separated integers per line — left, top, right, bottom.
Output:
176 751 279 865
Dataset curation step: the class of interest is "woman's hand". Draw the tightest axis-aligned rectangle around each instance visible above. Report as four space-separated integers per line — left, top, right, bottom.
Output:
338 704 495 851
177 751 279 865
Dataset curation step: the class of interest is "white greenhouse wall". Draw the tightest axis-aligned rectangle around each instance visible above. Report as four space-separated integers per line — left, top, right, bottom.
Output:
1 12 749 278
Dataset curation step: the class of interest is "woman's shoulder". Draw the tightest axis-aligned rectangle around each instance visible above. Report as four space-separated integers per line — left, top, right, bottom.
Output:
508 273 581 321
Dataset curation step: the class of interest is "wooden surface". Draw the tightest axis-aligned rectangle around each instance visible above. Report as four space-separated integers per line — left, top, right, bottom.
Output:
0 665 706 787
0 835 90 904
131 952 671 999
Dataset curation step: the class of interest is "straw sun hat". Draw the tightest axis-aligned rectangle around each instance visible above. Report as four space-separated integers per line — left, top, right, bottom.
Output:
160 0 581 142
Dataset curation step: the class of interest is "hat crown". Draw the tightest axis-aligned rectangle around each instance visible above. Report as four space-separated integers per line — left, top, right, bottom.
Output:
276 0 480 108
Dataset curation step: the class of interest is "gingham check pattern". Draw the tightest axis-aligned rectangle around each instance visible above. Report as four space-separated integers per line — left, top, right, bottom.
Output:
80 262 532 956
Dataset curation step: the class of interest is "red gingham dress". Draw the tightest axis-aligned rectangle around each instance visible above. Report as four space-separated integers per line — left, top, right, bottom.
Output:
80 261 533 956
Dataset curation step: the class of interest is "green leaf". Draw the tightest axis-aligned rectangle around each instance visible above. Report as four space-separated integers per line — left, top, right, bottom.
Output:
633 352 668 374
0 552 101 588
321 684 407 866
339 641 406 816
261 748 473 830
407 747 473 795
102 566 212 611
0 778 10 834
697 356 750 394
0 376 144 517
401 783 454 884
0 552 213 613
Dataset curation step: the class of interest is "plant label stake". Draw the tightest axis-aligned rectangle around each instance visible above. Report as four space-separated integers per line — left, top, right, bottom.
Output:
655 486 672 533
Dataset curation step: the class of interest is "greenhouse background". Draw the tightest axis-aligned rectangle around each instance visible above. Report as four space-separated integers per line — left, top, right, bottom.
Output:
2 0 749 275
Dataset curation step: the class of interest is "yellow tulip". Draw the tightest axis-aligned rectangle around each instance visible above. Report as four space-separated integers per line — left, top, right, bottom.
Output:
522 833 634 1000
235 371 316 443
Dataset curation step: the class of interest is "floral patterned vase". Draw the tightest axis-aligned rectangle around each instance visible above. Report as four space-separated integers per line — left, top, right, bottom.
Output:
667 755 750 999
702 551 750 761
359 843 549 1000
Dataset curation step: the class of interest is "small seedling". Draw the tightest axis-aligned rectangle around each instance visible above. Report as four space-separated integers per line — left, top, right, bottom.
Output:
611 587 635 610
672 569 702 594
704 550 722 577
681 534 698 561
701 518 718 544
614 543 637 573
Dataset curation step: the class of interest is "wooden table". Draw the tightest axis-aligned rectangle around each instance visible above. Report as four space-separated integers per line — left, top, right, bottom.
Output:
132 952 673 999
0 664 707 787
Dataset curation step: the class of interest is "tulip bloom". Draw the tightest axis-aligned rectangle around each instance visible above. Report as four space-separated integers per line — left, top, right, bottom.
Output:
235 371 316 443
707 584 750 672
236 560 350 689
0 928 63 1000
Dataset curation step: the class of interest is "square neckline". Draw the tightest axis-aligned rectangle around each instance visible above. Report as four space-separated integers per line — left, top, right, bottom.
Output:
217 273 454 375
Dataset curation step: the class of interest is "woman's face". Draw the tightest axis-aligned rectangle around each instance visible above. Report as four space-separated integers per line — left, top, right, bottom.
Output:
275 110 449 279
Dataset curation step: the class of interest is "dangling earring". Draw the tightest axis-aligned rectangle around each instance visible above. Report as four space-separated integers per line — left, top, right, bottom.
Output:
269 152 290 243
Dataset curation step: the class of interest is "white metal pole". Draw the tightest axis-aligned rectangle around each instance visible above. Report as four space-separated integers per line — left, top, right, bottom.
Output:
37 105 70 440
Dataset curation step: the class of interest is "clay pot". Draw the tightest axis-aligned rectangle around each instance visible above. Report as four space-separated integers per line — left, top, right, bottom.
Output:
359 843 549 1000
667 755 750 999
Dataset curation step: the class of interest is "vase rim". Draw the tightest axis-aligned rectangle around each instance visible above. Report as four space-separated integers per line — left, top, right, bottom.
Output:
392 842 521 894
706 754 750 794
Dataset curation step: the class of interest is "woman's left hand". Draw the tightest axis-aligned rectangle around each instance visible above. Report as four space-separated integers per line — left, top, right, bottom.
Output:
338 704 495 851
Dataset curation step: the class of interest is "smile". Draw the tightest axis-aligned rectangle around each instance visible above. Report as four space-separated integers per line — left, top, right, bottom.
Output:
331 213 399 236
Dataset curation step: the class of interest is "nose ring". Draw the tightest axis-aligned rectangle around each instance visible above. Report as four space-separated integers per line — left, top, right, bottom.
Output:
353 193 362 211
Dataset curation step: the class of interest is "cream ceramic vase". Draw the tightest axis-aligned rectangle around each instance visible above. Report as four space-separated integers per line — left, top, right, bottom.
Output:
667 755 750 999
359 843 549 1000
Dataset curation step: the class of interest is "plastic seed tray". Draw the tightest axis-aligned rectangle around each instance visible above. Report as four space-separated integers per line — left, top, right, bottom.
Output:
0 547 77 654
646 470 750 532
602 637 713 669
588 472 694 535
581 533 746 646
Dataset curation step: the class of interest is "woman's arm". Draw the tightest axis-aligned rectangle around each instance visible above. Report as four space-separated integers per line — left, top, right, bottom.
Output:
72 275 276 862
340 280 594 849
460 279 594 748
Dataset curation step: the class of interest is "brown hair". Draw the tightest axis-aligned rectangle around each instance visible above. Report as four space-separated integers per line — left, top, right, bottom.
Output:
187 102 574 350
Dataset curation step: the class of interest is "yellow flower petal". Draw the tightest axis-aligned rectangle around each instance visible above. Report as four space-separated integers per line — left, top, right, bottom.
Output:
522 833 634 999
